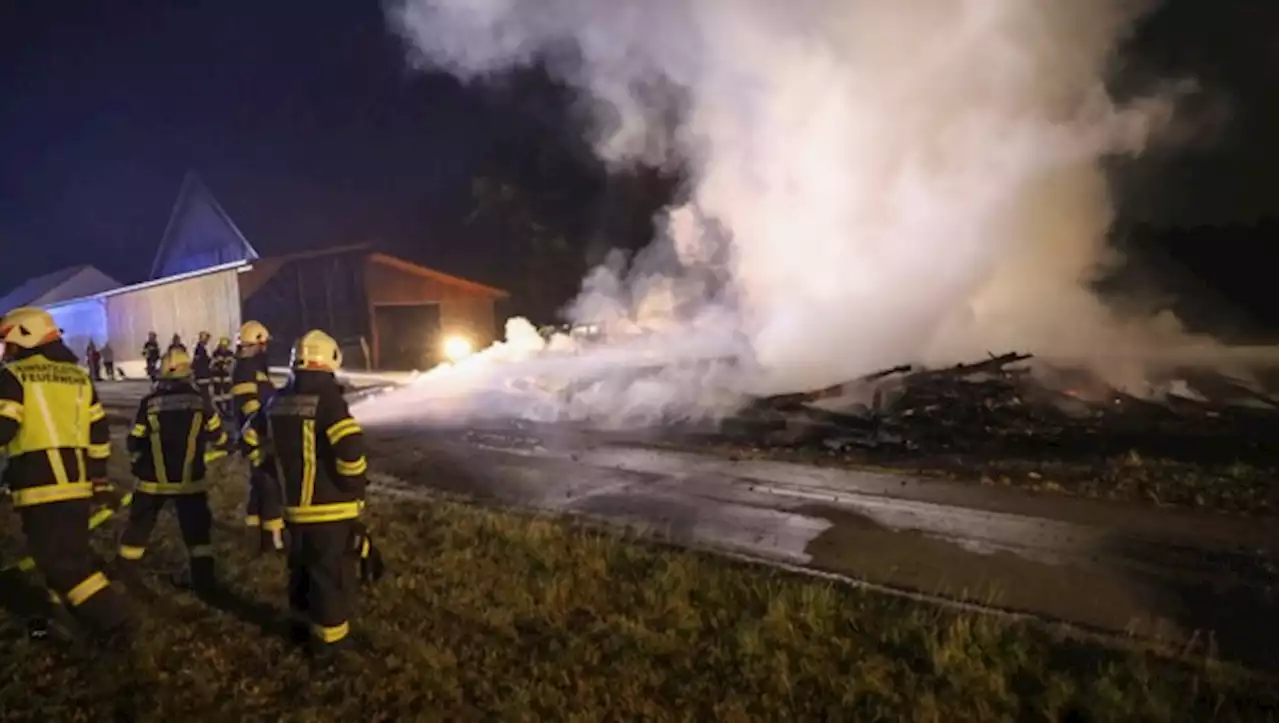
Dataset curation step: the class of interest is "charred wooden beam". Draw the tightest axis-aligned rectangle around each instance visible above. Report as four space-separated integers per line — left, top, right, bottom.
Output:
757 363 916 408
903 352 1033 385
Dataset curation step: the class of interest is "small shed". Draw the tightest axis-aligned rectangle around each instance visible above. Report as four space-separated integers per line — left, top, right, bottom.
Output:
239 246 507 370
45 262 245 373
0 265 122 358
0 265 120 315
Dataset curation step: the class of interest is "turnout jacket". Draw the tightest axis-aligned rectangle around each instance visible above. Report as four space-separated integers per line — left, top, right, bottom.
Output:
0 342 111 508
243 370 368 525
231 351 274 427
192 341 212 382
127 381 231 494
211 347 234 380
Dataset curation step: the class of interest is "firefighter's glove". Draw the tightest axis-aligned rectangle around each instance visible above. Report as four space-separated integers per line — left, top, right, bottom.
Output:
92 480 125 510
350 521 385 584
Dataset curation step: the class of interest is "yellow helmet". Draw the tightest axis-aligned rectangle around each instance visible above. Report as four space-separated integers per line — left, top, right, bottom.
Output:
237 320 270 346
0 307 61 350
217 336 231 348
291 329 342 372
160 347 193 379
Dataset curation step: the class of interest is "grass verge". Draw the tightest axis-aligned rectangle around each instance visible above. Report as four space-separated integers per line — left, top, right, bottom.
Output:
0 441 1275 721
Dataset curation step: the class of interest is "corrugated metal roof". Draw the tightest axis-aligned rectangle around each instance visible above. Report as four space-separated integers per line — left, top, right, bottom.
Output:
0 265 122 313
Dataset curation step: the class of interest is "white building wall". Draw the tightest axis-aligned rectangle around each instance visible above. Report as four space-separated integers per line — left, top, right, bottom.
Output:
46 297 109 361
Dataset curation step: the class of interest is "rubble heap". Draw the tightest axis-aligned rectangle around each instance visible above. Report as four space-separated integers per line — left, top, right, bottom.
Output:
732 353 1277 467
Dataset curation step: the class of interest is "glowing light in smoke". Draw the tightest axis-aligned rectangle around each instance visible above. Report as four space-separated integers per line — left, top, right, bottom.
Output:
443 335 474 362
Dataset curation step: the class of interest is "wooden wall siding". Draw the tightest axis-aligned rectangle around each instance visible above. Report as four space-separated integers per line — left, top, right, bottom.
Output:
105 269 241 361
241 250 371 367
363 259 498 368
234 257 289 300
440 296 496 346
366 261 457 305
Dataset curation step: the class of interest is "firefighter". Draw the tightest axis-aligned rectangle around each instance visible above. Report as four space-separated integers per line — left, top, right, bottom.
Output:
211 336 235 419
142 331 161 382
231 320 283 551
243 329 375 656
116 347 231 593
168 333 186 354
0 307 133 642
192 331 214 405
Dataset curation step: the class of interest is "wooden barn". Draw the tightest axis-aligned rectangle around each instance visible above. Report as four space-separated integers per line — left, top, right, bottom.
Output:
238 245 506 370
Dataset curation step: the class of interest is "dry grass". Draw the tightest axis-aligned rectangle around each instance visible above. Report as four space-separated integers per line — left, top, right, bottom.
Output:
0 441 1274 722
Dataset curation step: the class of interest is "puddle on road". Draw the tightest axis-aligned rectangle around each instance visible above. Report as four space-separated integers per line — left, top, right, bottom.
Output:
572 491 832 565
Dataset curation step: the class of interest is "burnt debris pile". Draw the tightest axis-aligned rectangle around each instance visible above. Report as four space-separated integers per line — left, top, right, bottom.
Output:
730 353 1277 467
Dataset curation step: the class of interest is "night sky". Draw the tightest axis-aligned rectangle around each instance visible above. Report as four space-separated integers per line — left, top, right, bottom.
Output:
0 0 1274 326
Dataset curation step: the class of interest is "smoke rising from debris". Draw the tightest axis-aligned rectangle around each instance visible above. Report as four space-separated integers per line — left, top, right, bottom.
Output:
365 0 1242 427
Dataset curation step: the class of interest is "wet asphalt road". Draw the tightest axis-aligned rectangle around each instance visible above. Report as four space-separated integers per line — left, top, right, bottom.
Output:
366 421 1277 670
96 381 1277 669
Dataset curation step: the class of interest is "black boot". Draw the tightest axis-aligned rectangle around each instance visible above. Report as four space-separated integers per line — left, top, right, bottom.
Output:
190 557 217 597
288 619 311 646
112 558 157 602
89 619 138 652
308 636 353 670
26 610 76 644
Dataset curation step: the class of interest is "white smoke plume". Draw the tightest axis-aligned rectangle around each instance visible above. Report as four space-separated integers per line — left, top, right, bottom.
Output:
361 0 1247 428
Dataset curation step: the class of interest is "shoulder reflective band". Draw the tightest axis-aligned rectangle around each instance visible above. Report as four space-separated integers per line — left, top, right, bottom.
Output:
325 418 362 446
0 399 23 423
335 456 368 477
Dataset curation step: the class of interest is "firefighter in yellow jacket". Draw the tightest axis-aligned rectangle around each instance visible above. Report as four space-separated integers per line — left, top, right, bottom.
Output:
230 320 284 552
243 329 373 656
116 347 231 593
0 307 132 641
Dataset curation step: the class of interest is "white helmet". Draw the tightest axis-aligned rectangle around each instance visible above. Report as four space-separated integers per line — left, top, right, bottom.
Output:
290 330 342 372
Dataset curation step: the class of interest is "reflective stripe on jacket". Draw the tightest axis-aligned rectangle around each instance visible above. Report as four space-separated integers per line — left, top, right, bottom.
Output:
127 382 230 491
0 344 110 507
243 370 368 525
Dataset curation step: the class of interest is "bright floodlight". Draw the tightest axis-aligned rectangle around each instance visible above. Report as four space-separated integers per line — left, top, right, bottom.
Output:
443 335 473 362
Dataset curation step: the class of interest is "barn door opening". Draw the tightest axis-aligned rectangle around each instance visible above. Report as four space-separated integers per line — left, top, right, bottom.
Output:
373 303 442 370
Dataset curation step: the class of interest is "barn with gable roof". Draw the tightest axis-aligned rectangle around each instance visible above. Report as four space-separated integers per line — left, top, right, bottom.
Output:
7 172 505 374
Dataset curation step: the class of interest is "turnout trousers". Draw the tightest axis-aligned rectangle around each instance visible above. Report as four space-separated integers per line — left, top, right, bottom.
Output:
287 520 357 648
117 491 215 586
19 499 131 631
212 380 232 420
195 378 214 407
